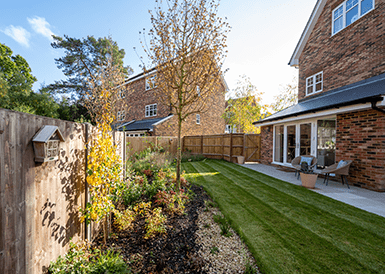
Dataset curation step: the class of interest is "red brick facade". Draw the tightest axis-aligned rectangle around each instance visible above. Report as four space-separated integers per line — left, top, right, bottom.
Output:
299 0 385 101
117 74 226 137
337 109 385 191
259 0 385 191
260 126 273 165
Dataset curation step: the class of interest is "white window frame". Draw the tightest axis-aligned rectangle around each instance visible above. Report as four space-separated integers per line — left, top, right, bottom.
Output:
145 104 157 117
196 114 201 124
225 124 231 133
306 71 323 96
145 74 157 90
332 0 375 36
118 89 125 99
117 110 125 121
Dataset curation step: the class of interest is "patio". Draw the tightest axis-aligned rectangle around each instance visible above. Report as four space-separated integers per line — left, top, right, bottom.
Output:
242 163 385 218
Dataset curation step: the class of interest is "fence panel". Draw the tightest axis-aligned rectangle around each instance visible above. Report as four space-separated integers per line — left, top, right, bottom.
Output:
183 133 261 163
0 109 88 274
126 136 178 158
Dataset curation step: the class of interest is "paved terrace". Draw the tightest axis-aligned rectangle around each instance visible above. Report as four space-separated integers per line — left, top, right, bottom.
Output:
242 163 385 218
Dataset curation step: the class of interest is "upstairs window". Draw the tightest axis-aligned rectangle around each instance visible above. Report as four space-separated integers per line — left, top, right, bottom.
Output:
145 74 157 90
145 104 157 117
196 114 201 124
117 110 125 121
306 71 323 96
332 0 374 35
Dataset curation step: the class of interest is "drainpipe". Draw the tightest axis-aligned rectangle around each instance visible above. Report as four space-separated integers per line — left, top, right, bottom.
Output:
371 101 385 115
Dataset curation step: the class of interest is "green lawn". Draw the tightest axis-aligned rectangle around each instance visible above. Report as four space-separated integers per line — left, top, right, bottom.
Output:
182 160 385 274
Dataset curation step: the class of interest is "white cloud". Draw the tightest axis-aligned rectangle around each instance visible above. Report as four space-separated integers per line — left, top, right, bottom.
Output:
2 25 31 47
27 16 55 41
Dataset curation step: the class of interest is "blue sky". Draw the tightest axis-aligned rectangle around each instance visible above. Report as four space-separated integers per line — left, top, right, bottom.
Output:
1 0 316 104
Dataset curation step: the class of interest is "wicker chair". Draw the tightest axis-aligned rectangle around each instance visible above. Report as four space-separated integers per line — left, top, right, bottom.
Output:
320 160 353 188
291 155 317 179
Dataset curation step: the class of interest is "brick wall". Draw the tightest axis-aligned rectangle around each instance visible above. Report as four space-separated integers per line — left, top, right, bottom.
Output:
120 74 226 136
337 109 385 191
299 0 385 101
260 125 273 165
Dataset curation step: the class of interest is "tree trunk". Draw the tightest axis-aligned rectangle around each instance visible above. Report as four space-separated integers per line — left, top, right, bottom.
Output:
103 215 108 245
176 118 182 191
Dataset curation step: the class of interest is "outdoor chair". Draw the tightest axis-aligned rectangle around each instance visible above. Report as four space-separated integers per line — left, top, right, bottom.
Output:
291 155 317 179
320 160 353 189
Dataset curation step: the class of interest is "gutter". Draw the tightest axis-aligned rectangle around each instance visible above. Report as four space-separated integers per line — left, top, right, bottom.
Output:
371 100 385 115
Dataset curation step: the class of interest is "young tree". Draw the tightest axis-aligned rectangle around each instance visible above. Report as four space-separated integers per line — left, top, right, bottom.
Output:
47 35 132 102
81 54 127 245
223 75 267 134
271 77 298 113
143 0 230 188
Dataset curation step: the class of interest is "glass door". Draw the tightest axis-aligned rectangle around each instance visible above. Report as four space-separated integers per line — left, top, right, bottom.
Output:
299 123 312 156
286 125 296 163
274 125 284 163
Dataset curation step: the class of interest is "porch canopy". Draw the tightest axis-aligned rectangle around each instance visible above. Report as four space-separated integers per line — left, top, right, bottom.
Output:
113 115 173 133
254 73 385 125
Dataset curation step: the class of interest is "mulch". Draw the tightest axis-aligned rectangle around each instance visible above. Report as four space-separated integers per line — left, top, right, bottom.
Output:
93 184 210 274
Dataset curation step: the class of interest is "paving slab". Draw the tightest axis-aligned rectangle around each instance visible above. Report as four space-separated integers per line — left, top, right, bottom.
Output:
242 163 385 218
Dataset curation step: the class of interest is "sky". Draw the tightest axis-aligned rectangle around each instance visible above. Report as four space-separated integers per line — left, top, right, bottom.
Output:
1 0 317 105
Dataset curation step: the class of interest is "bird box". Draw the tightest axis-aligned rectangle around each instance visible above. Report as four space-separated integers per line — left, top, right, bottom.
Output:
32 125 65 162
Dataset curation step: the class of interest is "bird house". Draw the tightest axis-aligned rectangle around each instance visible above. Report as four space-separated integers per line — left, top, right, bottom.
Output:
32 125 65 162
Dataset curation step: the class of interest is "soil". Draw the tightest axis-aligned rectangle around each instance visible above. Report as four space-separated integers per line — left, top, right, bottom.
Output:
94 184 210 274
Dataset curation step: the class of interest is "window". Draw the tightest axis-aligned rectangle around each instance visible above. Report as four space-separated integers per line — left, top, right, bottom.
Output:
145 104 157 117
197 86 201 97
196 114 201 124
306 71 323 96
225 125 237 133
145 74 157 90
117 110 125 121
118 89 125 99
332 0 374 35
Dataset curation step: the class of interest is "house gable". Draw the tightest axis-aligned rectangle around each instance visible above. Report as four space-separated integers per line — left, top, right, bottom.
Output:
291 0 384 101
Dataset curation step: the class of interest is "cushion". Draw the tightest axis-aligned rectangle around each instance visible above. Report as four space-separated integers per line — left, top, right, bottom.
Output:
301 156 313 166
337 160 348 169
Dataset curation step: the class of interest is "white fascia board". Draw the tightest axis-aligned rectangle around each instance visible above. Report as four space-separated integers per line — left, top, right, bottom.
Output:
257 100 385 127
123 70 157 86
288 0 326 67
152 115 174 126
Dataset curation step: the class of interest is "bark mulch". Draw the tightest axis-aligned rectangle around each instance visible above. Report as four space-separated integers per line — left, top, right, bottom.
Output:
93 184 210 274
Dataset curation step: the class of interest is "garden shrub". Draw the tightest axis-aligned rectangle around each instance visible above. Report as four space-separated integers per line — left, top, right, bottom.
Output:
114 208 136 231
144 207 167 239
48 242 130 274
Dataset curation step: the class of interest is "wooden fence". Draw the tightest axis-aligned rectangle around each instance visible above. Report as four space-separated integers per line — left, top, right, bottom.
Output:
183 133 261 163
0 109 125 274
126 136 178 158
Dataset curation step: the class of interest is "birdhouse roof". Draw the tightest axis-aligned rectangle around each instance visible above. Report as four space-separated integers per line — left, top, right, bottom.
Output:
32 125 65 143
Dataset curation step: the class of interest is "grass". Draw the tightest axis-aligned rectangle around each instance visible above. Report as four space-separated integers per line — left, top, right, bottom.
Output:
182 159 385 274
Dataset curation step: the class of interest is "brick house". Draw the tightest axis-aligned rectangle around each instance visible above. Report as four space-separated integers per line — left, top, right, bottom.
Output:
113 69 227 137
254 0 385 191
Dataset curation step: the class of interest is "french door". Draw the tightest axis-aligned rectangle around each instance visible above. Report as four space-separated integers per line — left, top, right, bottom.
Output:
274 121 316 165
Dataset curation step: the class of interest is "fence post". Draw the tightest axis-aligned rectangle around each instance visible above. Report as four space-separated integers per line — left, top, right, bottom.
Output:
243 134 246 159
230 133 233 163
200 135 204 155
221 134 224 160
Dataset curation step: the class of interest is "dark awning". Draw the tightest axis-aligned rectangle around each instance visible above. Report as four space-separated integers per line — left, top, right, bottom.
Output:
254 73 385 125
116 116 172 132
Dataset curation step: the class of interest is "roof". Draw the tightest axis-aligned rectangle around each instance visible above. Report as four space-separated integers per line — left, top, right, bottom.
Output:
289 0 326 67
32 125 65 143
116 115 173 132
254 73 385 125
